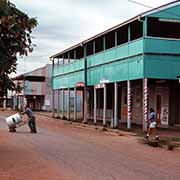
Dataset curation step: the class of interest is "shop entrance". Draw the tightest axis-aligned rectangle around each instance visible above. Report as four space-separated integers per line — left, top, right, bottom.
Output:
155 86 169 126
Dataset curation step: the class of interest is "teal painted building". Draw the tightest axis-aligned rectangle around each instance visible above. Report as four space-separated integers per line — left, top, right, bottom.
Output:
51 1 180 129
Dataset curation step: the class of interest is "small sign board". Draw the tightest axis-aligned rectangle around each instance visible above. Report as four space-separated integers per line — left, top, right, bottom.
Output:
76 82 85 87
100 78 109 84
95 83 105 89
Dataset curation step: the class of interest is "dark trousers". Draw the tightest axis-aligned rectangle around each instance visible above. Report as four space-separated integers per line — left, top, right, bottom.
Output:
28 116 37 133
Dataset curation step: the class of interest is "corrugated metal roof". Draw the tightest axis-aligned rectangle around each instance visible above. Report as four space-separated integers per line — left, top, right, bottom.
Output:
12 66 46 80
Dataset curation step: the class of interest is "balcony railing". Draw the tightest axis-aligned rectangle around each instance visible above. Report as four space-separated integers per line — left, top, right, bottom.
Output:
53 38 144 77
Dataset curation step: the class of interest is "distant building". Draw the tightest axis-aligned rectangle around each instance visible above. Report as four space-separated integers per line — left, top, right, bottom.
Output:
12 64 53 111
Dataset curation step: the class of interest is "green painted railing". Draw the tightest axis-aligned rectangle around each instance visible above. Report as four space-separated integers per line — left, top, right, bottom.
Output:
144 37 180 54
87 38 144 67
53 38 144 77
53 58 85 77
53 71 85 89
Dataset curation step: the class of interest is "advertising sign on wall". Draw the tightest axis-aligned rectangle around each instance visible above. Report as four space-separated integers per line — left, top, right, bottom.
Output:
161 107 168 125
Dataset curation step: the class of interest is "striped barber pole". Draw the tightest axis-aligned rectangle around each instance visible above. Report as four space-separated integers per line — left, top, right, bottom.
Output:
143 78 148 131
127 80 132 129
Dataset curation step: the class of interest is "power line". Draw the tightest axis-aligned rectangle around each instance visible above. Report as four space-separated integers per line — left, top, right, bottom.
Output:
18 55 49 58
128 0 153 9
128 0 180 18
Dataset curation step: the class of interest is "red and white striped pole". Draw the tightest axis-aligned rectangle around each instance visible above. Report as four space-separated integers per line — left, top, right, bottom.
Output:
127 80 132 129
143 78 148 131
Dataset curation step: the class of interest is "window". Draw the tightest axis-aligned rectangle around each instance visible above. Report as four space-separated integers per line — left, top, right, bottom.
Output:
105 31 115 50
130 20 143 41
117 25 128 45
95 37 103 53
148 17 180 39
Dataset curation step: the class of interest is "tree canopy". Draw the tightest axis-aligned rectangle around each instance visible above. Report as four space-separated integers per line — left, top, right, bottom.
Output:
0 0 38 96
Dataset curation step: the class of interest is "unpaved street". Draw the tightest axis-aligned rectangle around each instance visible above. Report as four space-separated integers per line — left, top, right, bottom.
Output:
0 113 180 180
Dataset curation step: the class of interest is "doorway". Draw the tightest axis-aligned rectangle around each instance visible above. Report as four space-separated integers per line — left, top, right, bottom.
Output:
155 86 169 126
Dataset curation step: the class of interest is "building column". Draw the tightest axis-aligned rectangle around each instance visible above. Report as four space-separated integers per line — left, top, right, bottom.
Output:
74 87 77 121
97 89 100 118
83 45 88 123
62 89 64 118
23 77 25 110
67 88 70 120
3 96 6 110
74 50 76 60
68 52 70 63
103 84 107 126
13 94 16 110
128 24 131 42
94 86 97 125
143 78 148 131
115 31 118 46
52 59 55 117
93 41 96 54
114 82 118 128
57 89 60 118
62 55 65 65
103 36 106 51
143 17 148 37
52 89 55 117
127 80 132 129
83 87 88 123
18 96 21 110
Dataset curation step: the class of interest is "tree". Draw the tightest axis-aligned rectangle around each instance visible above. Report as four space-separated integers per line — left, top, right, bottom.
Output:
0 0 38 97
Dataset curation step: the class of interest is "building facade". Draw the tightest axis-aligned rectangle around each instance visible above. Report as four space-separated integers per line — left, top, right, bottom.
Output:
13 64 53 111
51 1 180 129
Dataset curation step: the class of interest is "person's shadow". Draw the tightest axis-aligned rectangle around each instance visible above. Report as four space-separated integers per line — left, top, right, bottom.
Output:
9 130 38 134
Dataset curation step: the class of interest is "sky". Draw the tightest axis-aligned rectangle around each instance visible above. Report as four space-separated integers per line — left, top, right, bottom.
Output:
11 0 175 75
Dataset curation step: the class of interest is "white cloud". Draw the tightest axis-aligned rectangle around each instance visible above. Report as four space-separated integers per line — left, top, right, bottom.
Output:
10 0 174 75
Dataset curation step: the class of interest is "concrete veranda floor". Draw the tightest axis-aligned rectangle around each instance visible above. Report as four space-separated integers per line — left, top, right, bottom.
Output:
35 110 180 140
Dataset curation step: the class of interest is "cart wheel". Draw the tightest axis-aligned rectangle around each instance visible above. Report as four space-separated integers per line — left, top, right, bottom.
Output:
9 127 16 132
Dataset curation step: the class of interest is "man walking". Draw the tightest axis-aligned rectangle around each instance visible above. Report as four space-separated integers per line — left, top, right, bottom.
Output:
22 105 37 133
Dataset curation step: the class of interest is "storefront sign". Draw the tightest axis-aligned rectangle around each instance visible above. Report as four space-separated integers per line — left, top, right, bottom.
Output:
76 82 85 87
59 86 66 89
95 83 105 89
99 78 109 84
95 78 109 89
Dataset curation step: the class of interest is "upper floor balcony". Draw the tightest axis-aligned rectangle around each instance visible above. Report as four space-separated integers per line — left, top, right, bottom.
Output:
52 11 180 78
53 36 180 78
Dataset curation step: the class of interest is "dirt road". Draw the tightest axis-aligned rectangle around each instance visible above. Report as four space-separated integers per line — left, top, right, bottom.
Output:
0 112 180 180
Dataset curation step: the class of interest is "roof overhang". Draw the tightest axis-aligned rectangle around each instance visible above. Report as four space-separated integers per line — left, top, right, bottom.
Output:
50 15 139 59
12 74 25 81
12 75 45 82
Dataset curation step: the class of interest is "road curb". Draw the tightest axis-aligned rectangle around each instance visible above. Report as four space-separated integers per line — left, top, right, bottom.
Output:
63 121 136 137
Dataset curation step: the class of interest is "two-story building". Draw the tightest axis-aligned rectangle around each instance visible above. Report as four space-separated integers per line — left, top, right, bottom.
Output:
51 1 180 129
13 64 53 111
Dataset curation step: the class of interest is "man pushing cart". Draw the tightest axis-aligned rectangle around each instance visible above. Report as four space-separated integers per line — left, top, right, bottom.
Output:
6 104 37 133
